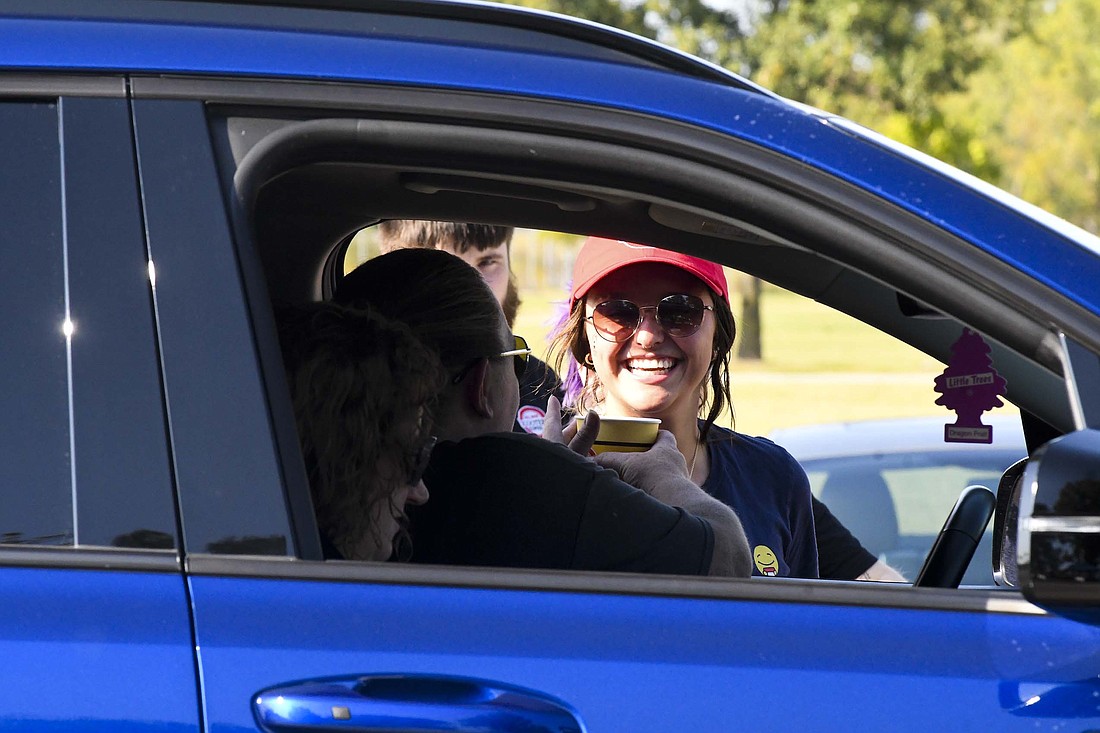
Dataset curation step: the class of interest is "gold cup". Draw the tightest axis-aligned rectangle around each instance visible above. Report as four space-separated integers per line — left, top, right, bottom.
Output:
591 416 661 454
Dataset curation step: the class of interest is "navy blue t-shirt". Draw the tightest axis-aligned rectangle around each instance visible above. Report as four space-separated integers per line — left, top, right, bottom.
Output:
702 426 819 578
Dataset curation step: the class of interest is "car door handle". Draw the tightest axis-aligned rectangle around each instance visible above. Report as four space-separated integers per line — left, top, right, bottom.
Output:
1000 678 1100 718
253 674 585 732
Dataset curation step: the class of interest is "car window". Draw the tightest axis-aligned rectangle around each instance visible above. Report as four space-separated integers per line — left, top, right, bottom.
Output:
0 102 73 546
215 99 1060 591
343 224 1026 583
0 98 178 549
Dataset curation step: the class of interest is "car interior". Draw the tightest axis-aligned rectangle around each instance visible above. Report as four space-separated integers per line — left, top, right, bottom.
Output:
210 99 1081 588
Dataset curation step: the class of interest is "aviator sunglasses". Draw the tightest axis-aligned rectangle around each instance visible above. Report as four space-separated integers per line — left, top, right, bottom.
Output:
452 334 532 384
587 294 713 343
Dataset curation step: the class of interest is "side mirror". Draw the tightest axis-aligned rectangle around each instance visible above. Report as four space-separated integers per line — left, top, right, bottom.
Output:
992 457 1028 587
1016 429 1100 625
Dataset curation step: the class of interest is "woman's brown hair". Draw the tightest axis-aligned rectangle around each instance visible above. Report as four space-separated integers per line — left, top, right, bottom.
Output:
277 301 444 561
336 247 507 376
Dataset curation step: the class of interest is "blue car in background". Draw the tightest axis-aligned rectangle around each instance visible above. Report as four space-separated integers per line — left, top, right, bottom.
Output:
2 1 1100 730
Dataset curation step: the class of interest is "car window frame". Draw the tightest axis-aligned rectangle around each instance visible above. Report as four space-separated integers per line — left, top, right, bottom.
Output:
0 77 181 564
132 95 313 560
146 73 1088 613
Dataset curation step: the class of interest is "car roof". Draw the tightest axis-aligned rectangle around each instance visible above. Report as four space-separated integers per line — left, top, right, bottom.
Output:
770 415 1027 462
0 0 767 91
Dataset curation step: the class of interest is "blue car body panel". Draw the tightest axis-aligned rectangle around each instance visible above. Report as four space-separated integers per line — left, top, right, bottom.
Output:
1 13 1099 312
190 573 1100 731
0 565 199 732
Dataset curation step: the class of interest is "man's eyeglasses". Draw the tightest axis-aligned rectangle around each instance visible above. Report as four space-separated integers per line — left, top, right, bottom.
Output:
407 435 437 485
587 294 713 343
451 335 532 384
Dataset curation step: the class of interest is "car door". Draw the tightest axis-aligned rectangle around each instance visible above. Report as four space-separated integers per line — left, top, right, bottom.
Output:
0 84 197 730
129 78 1100 731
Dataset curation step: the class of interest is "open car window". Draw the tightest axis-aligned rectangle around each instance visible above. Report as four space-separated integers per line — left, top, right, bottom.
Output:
344 224 1028 584
208 88 1077 593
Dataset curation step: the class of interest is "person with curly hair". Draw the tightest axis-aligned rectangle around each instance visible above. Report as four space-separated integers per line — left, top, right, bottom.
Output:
277 301 444 562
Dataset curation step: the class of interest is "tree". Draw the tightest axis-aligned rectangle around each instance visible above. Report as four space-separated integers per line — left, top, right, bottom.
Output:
732 272 763 360
736 0 1034 177
509 0 745 67
942 0 1100 232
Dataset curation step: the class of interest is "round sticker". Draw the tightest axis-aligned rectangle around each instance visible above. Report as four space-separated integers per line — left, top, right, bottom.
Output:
516 405 546 434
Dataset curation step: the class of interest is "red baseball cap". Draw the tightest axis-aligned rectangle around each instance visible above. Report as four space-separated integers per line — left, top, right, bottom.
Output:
571 237 728 303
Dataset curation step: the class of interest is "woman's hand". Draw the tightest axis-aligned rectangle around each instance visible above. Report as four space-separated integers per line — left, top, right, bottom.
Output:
542 395 601 456
591 430 689 491
595 430 752 578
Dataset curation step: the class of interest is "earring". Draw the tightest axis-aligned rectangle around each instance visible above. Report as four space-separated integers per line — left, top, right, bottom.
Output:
583 353 594 367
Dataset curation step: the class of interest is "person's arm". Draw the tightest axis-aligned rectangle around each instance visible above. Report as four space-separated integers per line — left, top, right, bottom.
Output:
857 559 907 582
594 431 752 577
812 496 906 581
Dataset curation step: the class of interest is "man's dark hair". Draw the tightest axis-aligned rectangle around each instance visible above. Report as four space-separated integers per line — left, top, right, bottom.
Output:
378 220 513 254
377 220 521 327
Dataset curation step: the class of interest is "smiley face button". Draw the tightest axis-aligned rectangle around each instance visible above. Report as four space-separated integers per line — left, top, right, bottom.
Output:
754 545 779 576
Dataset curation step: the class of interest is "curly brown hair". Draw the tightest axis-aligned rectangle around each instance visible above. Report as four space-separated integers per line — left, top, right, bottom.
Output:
277 301 445 561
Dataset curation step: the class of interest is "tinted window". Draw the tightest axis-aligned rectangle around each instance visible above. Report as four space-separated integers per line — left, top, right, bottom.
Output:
63 97 178 548
0 98 178 550
0 102 71 545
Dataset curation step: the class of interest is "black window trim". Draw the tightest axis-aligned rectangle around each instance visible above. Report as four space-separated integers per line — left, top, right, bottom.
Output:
0 546 180 572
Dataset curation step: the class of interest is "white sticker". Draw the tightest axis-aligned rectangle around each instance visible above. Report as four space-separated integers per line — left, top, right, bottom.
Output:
517 405 546 434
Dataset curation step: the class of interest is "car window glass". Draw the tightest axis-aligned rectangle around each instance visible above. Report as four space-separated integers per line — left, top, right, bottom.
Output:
232 101 1036 586
0 102 71 546
0 99 180 551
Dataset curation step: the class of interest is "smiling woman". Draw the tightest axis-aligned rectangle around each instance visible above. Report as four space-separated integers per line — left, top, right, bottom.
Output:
549 236 819 578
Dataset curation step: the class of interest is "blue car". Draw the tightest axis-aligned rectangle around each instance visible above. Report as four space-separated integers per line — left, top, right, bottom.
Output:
2 1 1099 731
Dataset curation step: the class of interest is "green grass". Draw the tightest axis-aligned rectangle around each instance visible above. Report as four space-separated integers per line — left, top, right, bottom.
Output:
747 287 943 374
514 284 1016 436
